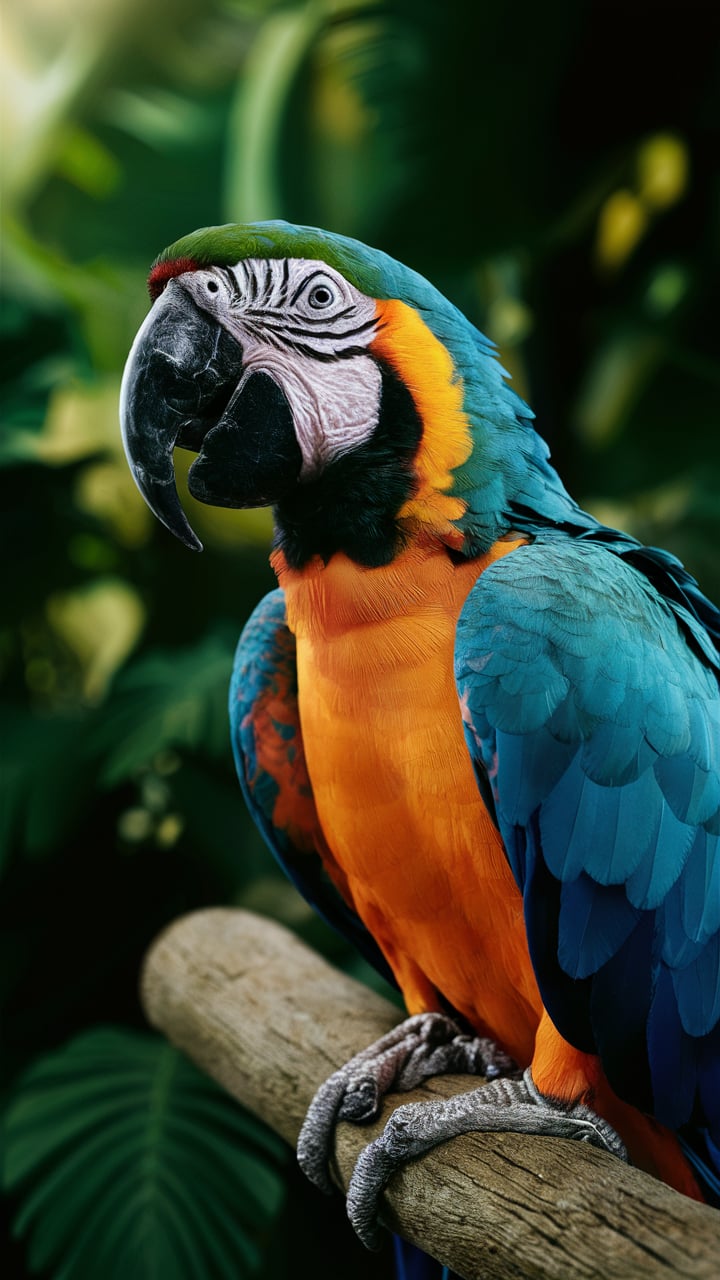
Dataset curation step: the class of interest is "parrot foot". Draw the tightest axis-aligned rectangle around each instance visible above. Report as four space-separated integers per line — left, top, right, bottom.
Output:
346 1068 629 1250
297 1012 517 1195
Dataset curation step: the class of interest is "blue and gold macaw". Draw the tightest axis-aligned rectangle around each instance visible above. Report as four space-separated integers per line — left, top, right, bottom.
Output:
120 222 720 1251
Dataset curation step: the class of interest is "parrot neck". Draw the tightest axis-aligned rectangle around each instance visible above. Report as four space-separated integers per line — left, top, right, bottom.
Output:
455 422 597 554
270 531 527 644
371 295 598 553
271 294 599 569
370 295 599 559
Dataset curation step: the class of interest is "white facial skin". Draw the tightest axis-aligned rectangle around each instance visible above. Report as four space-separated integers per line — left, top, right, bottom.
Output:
178 259 382 478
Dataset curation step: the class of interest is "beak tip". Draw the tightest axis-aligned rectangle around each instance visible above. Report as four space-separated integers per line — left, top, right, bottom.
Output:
164 516 204 553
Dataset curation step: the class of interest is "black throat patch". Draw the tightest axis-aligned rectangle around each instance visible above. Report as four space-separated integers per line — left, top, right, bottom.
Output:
273 362 423 569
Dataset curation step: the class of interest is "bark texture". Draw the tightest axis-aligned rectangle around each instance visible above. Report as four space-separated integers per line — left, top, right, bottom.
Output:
141 907 720 1280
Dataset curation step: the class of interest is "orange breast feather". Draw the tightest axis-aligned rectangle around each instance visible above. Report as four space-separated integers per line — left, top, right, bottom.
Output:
274 535 543 1066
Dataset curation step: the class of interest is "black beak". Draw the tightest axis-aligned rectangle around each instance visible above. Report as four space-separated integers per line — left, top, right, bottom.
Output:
120 279 302 550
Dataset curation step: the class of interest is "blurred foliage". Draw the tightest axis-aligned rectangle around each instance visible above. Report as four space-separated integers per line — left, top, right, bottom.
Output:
1 0 719 1276
4 1029 287 1279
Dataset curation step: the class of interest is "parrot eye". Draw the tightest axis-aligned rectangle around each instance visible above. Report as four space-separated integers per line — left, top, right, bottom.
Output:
308 283 335 309
291 268 346 316
196 271 227 302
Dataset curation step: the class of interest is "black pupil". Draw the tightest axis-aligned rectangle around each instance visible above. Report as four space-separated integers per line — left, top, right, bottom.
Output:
207 279 219 293
312 286 331 306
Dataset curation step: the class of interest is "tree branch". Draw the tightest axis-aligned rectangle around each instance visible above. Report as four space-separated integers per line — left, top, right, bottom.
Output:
141 908 719 1280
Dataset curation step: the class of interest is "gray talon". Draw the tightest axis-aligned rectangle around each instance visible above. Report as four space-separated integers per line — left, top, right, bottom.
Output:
339 1078 379 1122
298 1017 629 1254
297 1012 517 1198
345 1069 628 1248
299 1017 627 1250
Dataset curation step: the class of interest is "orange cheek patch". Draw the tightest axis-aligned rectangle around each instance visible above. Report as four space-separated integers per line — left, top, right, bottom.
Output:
372 299 473 543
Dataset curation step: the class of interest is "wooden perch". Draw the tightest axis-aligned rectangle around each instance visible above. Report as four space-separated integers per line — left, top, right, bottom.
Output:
141 907 719 1280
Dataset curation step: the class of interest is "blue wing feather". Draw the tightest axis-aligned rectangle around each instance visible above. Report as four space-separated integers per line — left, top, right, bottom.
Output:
558 876 641 980
455 538 720 1165
589 912 655 1102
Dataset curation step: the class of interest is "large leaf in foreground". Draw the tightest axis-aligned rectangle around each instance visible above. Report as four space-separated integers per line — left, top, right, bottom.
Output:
3 1026 287 1279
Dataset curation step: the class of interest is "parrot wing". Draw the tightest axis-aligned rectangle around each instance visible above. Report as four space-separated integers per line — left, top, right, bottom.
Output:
230 588 394 980
455 538 720 1139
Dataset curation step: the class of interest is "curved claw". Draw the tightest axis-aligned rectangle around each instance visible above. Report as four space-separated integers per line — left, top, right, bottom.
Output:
345 1071 628 1249
347 1121 407 1251
297 1012 517 1198
297 1072 352 1194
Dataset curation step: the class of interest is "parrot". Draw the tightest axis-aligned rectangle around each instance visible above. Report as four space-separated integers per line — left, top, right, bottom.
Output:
120 221 720 1262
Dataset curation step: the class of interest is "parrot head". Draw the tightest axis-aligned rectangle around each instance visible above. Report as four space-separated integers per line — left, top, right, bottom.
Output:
121 221 558 566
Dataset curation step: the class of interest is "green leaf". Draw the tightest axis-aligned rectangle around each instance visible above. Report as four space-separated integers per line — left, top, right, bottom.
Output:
3 1026 287 1280
224 0 334 220
103 90 217 150
94 632 236 787
0 707 95 871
